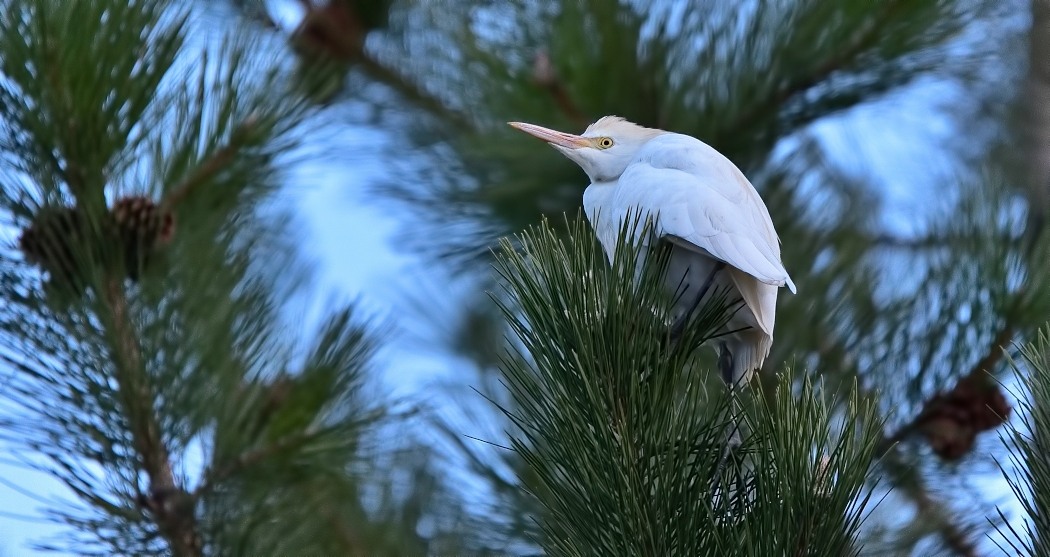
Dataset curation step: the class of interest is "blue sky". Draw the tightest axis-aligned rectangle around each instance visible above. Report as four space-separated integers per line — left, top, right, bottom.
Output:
0 1 1033 554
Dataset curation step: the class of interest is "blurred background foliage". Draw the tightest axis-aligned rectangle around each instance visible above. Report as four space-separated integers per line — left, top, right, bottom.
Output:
1 0 1048 554
240 0 1039 552
249 0 1041 554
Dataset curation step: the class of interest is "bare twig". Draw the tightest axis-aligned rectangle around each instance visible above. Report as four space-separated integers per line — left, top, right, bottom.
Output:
103 277 201 556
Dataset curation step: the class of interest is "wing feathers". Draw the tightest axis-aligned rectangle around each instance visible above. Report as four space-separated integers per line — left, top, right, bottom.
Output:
618 134 796 294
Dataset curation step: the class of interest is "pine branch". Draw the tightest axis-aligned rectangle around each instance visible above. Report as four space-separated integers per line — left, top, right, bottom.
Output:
906 467 981 557
102 277 201 557
274 0 474 131
530 51 588 129
490 215 882 555
193 431 313 500
160 115 257 212
880 325 1014 450
994 325 1050 556
731 0 904 136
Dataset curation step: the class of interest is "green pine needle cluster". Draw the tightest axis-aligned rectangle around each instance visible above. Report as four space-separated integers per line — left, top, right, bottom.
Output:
0 0 1045 554
0 1 453 554
996 327 1050 556
491 214 883 555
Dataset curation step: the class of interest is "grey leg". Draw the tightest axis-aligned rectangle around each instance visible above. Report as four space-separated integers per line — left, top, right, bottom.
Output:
711 343 743 513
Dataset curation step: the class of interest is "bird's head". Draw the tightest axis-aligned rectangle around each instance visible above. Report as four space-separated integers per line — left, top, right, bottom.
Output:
508 116 666 182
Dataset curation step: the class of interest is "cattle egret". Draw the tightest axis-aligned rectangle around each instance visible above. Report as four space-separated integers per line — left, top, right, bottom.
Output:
508 116 795 424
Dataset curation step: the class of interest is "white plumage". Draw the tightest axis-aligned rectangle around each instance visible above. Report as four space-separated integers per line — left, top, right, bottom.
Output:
510 116 795 387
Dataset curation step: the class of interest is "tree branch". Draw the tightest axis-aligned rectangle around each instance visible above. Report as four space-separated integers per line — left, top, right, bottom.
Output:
869 325 1014 555
354 52 475 131
730 1 904 138
325 506 365 554
531 51 588 129
285 1 474 131
102 277 201 556
160 123 249 212
879 325 1014 451
193 431 314 500
890 458 981 557
1024 0 1050 235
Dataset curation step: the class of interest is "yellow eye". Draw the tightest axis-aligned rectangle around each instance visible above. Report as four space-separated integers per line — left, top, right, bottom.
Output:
596 137 614 149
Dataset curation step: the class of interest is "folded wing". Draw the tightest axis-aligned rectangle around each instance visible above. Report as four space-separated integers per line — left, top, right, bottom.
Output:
611 133 796 294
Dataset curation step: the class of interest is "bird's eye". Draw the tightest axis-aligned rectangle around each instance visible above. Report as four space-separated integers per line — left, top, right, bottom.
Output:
596 137 614 149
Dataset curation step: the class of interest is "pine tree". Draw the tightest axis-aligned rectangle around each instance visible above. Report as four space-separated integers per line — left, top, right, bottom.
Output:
7 0 1049 555
0 0 479 554
995 326 1050 556
224 0 1041 554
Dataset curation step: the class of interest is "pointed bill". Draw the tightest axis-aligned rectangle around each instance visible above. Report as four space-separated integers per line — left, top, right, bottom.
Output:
508 122 590 149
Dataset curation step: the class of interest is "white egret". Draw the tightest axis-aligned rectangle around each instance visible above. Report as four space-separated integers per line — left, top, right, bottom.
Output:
508 115 795 423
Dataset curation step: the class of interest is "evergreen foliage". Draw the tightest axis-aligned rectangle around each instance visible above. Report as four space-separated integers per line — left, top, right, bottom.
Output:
492 214 883 555
0 0 468 554
0 0 1045 554
995 327 1050 556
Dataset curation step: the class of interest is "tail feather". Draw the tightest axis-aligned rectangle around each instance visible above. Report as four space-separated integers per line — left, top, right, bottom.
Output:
726 330 772 387
728 268 778 336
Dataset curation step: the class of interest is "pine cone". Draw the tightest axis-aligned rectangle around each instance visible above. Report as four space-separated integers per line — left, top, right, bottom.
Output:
917 376 1011 460
18 206 102 295
292 1 362 62
972 387 1011 431
921 416 976 460
111 195 174 280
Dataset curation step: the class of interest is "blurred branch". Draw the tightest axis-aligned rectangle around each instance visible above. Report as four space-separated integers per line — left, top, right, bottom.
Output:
530 51 588 128
193 431 312 500
353 51 475 131
161 116 257 211
281 0 474 131
1024 0 1050 234
873 324 1013 555
103 277 201 556
869 232 1020 250
880 325 1014 450
904 465 981 557
733 1 903 136
325 506 365 554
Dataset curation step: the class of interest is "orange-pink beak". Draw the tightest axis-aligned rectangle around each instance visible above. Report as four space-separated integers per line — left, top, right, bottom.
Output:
508 121 591 149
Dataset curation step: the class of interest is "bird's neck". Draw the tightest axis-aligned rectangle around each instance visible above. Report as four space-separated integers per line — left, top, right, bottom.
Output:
582 181 616 226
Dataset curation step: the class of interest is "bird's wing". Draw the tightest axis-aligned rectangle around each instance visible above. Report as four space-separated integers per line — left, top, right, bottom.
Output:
612 134 796 293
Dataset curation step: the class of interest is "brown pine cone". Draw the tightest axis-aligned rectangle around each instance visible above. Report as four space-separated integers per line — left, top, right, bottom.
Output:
972 388 1011 431
920 416 976 461
110 195 174 280
18 206 106 295
917 375 1012 460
